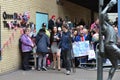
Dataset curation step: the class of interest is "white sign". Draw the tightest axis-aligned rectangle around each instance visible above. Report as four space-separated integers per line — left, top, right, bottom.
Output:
87 50 96 60
72 41 90 57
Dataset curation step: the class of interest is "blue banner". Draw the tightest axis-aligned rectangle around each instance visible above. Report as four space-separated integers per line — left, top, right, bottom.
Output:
72 41 90 57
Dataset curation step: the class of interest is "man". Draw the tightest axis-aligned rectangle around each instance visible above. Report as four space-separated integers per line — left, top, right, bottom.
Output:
48 15 56 31
59 23 72 75
42 23 50 37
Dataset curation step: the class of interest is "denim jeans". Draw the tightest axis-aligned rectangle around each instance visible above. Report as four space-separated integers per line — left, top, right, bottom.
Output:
62 50 71 71
38 53 47 68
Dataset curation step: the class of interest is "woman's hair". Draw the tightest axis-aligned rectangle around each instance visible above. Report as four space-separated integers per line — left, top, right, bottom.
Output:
73 29 78 35
52 26 57 33
23 28 29 34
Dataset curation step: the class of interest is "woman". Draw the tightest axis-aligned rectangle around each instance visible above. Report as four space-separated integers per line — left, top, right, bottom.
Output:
72 29 80 42
20 28 34 71
36 29 50 71
72 29 81 67
50 26 61 71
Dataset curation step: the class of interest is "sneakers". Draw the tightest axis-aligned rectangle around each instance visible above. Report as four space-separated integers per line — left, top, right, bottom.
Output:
37 66 47 71
52 67 56 70
42 66 47 71
66 70 70 75
37 68 41 71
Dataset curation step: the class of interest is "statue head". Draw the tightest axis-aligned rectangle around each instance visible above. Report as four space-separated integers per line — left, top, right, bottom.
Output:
104 13 109 22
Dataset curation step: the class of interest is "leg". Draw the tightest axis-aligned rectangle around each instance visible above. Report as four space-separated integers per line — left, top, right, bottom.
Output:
53 53 57 69
105 44 119 80
38 53 43 70
66 50 71 75
42 54 47 71
65 50 71 71
57 50 61 70
22 52 30 70
62 50 71 75
42 54 47 67
33 53 37 69
107 58 118 80
61 51 65 68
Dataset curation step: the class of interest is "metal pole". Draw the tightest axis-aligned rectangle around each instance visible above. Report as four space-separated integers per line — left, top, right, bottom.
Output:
97 0 103 80
118 0 120 37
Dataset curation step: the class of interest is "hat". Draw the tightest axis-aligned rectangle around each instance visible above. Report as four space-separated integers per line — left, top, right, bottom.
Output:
51 15 55 19
42 23 46 27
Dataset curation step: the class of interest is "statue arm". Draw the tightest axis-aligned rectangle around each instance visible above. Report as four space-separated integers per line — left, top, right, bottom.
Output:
100 0 117 26
101 0 117 14
100 0 117 33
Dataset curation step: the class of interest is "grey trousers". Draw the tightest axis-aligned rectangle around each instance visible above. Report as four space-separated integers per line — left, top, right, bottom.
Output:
38 53 47 68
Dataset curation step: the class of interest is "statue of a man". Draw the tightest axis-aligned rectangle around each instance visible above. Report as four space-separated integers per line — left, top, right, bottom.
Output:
100 0 119 80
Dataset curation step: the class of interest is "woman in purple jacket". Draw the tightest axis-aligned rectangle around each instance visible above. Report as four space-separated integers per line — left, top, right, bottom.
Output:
20 28 34 71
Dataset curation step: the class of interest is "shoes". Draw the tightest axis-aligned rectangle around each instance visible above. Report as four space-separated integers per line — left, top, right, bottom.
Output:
42 66 47 71
23 68 31 71
66 70 70 75
37 68 41 71
58 68 61 71
23 67 31 71
52 67 56 70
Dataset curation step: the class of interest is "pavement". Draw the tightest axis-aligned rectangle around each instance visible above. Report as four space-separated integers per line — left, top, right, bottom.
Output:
0 68 120 80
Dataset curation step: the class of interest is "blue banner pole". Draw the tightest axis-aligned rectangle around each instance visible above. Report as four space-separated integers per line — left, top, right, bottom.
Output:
118 0 120 36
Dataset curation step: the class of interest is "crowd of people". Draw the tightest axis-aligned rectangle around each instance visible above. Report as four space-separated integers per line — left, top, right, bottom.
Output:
19 15 118 75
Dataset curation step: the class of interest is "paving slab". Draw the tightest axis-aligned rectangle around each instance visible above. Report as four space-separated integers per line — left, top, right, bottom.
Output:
0 68 119 80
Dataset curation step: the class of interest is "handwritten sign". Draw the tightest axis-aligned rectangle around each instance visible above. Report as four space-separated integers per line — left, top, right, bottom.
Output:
87 50 96 60
72 41 90 57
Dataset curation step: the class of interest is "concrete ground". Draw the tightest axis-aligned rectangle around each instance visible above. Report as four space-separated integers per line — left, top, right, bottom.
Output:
0 68 119 80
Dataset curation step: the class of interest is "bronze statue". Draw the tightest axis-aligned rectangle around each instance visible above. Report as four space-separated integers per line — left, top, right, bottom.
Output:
99 0 118 80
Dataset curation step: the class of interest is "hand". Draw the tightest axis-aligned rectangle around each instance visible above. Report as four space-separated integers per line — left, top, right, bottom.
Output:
47 47 50 49
56 37 60 40
31 44 35 48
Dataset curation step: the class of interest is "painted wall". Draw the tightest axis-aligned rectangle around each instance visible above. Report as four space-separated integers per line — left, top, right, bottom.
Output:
0 0 92 74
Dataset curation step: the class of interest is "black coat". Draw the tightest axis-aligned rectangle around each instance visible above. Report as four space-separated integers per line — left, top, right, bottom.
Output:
48 19 55 30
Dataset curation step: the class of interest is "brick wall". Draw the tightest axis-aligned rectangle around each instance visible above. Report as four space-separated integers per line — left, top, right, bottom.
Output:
0 0 92 74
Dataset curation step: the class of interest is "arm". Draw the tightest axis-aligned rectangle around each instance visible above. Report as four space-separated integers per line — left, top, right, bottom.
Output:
46 35 50 47
21 35 33 47
100 0 117 30
101 0 117 14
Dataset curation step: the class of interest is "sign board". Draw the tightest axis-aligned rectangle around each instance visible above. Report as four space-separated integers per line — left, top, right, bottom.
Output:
72 41 90 57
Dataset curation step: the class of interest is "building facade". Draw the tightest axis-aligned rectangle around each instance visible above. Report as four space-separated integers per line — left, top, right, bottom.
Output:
0 0 94 74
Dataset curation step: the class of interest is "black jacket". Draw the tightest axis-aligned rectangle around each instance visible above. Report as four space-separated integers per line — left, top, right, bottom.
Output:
48 19 55 30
